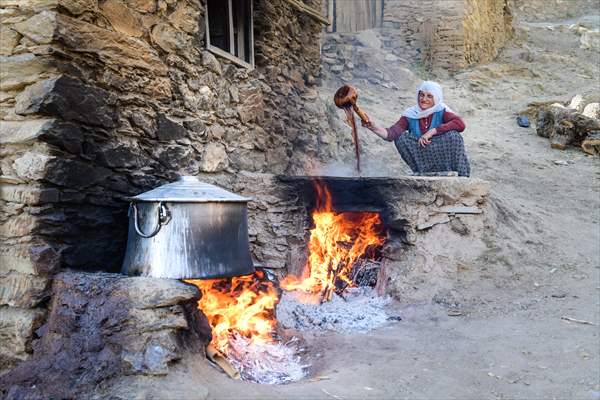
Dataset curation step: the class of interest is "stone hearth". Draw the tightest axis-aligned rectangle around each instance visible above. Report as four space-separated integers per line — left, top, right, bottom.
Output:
233 172 491 303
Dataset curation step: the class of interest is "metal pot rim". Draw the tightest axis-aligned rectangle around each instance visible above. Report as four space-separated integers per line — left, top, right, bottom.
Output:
128 176 252 203
125 198 251 203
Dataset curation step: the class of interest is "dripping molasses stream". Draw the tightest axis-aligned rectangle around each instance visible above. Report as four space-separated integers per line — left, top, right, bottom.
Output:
334 85 370 173
343 106 361 173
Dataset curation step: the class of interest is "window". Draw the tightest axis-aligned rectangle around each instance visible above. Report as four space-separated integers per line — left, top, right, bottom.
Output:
206 0 254 69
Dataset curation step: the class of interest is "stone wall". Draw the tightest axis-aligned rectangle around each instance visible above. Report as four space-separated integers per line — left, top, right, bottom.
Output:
1 3 63 372
381 0 513 70
1 0 347 369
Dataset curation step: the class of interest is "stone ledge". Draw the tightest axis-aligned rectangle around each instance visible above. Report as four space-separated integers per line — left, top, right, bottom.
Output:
0 306 45 361
0 271 208 399
15 75 118 128
0 270 50 308
0 118 55 144
107 275 200 310
0 53 56 91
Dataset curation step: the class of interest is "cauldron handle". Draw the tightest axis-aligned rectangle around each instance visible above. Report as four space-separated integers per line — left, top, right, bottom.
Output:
130 201 170 238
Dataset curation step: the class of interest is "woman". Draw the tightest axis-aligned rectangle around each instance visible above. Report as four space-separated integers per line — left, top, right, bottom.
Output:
363 81 470 177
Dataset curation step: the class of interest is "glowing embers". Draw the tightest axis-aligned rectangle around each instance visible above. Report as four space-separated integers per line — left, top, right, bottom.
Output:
186 272 307 384
281 183 386 303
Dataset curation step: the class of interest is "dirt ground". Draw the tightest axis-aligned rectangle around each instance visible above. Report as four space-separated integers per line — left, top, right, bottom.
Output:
104 10 600 400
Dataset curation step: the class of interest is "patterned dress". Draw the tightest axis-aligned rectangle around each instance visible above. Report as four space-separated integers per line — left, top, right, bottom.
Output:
394 130 471 177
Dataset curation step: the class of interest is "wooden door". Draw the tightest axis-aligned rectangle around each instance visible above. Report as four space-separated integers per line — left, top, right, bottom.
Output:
324 0 384 33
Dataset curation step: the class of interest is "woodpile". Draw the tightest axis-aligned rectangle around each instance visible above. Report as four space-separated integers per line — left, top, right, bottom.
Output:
582 133 600 156
536 96 600 155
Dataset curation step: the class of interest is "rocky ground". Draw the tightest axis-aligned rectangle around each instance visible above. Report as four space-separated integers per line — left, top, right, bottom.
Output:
52 9 600 400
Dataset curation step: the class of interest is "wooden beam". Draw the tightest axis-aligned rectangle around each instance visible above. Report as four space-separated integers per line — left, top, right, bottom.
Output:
284 0 331 26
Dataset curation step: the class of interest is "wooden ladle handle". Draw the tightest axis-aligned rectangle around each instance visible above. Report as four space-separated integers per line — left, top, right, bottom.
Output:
352 104 370 125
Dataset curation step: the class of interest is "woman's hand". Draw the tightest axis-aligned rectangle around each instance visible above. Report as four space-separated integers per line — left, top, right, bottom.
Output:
418 128 437 147
360 114 373 129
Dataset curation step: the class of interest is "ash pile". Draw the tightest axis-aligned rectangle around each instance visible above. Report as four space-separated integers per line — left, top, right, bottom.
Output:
277 286 398 333
226 335 308 384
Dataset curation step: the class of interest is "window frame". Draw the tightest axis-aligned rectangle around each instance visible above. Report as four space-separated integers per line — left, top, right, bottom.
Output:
205 0 255 70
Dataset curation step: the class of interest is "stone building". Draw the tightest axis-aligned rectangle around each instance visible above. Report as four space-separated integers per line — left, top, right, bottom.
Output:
0 0 346 371
0 0 508 377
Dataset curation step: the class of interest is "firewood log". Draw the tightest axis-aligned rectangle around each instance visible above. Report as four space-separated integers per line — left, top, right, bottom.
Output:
536 106 600 150
582 131 600 156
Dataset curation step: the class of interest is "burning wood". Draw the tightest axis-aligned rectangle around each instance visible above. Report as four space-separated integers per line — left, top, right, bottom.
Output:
186 272 307 384
187 271 278 353
206 343 240 380
281 182 386 302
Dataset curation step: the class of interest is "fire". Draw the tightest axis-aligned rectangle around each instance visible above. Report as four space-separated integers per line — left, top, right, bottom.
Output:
185 182 384 382
186 271 279 354
281 182 385 302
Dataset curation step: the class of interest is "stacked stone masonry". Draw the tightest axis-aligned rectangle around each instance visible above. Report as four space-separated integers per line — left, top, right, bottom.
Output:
1 0 350 370
381 0 513 70
0 272 208 398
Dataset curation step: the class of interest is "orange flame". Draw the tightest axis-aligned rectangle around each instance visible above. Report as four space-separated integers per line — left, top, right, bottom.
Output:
186 271 279 354
281 182 385 302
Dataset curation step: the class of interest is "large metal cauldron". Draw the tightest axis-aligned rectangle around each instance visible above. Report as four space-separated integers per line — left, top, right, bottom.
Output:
121 176 255 279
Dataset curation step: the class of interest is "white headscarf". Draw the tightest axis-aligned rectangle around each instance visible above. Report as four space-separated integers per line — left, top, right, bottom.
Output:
402 81 454 119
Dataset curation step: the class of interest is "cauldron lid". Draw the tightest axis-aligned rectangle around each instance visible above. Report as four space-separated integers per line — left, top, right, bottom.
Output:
130 176 251 203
